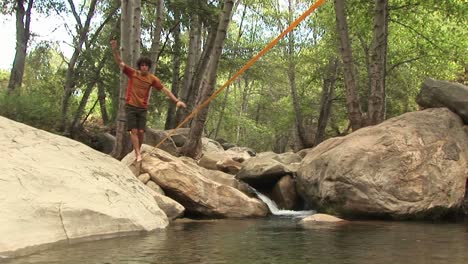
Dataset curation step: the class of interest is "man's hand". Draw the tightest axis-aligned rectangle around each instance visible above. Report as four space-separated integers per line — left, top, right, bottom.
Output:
110 40 118 50
176 101 187 108
110 40 124 68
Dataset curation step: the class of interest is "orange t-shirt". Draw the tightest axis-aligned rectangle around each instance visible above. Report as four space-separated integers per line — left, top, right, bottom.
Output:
123 65 163 109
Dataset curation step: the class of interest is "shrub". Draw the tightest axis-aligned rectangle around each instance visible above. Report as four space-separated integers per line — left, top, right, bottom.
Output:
0 89 62 132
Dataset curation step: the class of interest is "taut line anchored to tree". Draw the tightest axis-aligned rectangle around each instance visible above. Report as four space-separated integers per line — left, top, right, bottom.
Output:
150 0 327 154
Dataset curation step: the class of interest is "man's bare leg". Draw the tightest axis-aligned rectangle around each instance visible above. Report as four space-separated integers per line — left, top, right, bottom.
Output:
138 129 145 148
130 129 142 162
137 129 145 161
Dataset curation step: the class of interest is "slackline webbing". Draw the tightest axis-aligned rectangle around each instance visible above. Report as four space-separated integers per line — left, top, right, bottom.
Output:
151 0 327 152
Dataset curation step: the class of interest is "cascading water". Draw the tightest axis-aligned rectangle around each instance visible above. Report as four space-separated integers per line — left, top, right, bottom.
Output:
254 191 315 217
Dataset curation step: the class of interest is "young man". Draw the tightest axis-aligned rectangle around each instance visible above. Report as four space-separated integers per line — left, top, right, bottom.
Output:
110 40 187 162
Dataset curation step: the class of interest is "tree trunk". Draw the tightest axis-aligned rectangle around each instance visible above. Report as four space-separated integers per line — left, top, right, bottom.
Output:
235 78 252 145
60 0 98 132
111 0 134 159
8 0 33 93
178 24 217 126
149 0 164 72
176 13 201 125
181 0 235 158
213 3 247 140
131 0 142 67
165 10 181 130
314 58 339 146
213 85 230 140
334 0 363 131
368 0 389 125
98 82 110 125
69 56 107 137
287 0 310 149
358 34 372 95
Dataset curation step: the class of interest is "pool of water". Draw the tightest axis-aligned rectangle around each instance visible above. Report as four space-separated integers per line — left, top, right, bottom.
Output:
4 216 468 264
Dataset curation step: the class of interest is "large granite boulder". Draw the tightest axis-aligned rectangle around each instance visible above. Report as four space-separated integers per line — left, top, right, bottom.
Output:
236 152 300 187
416 78 468 124
197 148 252 174
202 138 225 153
297 108 468 220
0 117 168 257
145 187 185 220
257 151 302 164
271 175 299 210
139 148 268 218
300 214 346 224
144 128 180 156
94 132 116 154
179 156 253 196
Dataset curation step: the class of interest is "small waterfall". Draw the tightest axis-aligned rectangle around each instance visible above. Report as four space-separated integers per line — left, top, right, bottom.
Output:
254 191 315 217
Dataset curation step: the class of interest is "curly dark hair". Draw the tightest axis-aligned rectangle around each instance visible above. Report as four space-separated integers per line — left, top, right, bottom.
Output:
136 57 152 69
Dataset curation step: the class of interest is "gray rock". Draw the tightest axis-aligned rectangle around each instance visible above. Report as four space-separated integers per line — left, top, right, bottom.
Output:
300 214 346 223
202 138 225 153
271 175 298 210
416 78 468 124
144 128 179 156
0 116 168 257
297 108 468 220
237 156 293 187
95 132 115 154
138 173 151 184
141 149 268 218
145 187 184 220
146 180 165 195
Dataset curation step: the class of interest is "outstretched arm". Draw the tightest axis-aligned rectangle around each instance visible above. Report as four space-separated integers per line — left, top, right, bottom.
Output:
110 40 125 69
160 87 187 109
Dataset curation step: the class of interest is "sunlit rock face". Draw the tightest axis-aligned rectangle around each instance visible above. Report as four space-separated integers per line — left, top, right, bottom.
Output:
416 78 468 124
297 108 468 220
139 148 268 218
236 152 300 187
0 116 168 257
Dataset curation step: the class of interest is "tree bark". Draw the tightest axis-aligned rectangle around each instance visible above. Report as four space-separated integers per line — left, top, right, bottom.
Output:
176 13 201 125
178 23 217 126
181 0 235 158
149 0 164 72
235 78 253 145
60 0 98 131
358 34 372 94
287 0 310 149
111 0 134 159
314 58 339 146
131 0 142 67
334 0 363 130
98 82 109 125
213 3 247 139
69 56 107 137
368 0 389 125
8 0 33 93
165 9 181 130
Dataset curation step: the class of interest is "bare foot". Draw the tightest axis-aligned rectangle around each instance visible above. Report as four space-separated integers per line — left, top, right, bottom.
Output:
136 155 142 162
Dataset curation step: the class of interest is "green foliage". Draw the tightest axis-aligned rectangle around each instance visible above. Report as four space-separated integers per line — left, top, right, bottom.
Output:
2 0 466 152
22 42 66 92
0 0 66 15
0 89 62 131
0 69 9 90
207 93 276 152
0 43 65 131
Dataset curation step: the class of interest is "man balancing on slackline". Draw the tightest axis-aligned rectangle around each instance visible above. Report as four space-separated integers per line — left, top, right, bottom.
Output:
111 40 187 162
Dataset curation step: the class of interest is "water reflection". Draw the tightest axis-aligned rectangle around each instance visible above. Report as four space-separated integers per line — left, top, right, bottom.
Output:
4 217 468 264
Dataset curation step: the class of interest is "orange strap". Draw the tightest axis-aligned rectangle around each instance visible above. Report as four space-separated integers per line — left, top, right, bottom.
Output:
153 0 326 150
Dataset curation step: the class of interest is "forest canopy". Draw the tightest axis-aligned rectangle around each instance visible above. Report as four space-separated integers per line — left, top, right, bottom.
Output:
0 0 466 154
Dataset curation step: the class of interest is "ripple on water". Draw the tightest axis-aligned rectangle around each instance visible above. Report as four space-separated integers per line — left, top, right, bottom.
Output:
3 218 468 264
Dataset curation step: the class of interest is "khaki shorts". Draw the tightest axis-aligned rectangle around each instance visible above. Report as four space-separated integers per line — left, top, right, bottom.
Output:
125 104 147 131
